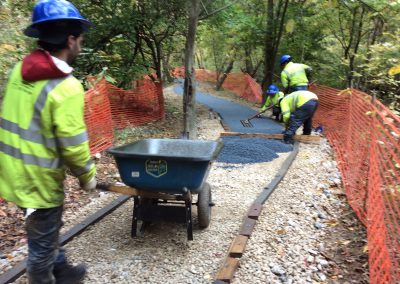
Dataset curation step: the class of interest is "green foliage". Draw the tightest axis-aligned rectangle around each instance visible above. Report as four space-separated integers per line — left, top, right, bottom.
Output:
360 31 400 113
0 0 400 114
0 2 31 96
197 0 265 76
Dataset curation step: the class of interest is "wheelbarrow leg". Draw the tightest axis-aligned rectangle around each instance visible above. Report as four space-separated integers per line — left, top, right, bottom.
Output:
132 197 139 237
185 191 193 241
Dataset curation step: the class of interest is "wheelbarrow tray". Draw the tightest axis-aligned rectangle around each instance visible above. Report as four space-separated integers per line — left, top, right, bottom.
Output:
107 138 223 194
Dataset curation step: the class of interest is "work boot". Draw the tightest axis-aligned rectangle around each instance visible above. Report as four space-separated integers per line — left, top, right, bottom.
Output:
283 137 294 144
54 263 87 284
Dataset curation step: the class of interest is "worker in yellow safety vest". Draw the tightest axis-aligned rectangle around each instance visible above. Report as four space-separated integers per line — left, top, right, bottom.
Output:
260 84 284 121
278 90 319 144
0 1 96 283
280 54 313 94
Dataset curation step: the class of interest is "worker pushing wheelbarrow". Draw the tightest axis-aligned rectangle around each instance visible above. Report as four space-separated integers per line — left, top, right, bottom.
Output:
98 138 223 240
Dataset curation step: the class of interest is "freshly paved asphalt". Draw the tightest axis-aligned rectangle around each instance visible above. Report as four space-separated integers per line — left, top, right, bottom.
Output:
173 83 283 134
173 82 293 164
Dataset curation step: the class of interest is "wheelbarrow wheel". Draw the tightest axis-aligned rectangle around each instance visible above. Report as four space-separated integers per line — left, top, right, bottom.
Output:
197 182 212 228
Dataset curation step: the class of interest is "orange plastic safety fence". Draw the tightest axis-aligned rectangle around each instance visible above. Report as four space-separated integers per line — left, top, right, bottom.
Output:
310 85 400 284
84 82 114 155
105 79 164 129
84 79 165 154
172 67 262 103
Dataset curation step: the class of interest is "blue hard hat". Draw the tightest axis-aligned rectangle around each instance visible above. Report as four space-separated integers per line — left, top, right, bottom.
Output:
280 54 292 65
266 84 279 95
24 0 91 38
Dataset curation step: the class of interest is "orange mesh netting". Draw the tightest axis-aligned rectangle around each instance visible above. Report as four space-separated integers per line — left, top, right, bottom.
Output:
310 85 400 284
84 78 165 154
172 68 399 283
84 82 114 155
172 67 262 103
105 79 164 129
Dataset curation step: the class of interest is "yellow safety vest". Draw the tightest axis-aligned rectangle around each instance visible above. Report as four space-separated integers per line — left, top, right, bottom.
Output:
280 90 318 125
0 63 96 208
281 62 311 88
261 91 284 111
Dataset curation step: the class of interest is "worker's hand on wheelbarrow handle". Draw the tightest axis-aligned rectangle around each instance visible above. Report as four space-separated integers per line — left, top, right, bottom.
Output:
81 177 97 192
96 182 112 191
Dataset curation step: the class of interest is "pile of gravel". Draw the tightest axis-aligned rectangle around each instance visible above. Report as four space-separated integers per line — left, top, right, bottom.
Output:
218 137 293 164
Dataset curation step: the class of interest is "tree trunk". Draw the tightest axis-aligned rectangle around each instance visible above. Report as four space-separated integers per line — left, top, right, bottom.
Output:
262 0 276 97
196 52 204 69
183 0 201 139
262 0 289 95
251 60 263 78
215 59 234 91
244 46 254 75
155 40 163 81
162 54 174 83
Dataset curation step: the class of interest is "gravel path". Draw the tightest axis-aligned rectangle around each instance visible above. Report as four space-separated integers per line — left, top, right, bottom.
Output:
7 85 367 283
10 111 292 283
233 141 343 284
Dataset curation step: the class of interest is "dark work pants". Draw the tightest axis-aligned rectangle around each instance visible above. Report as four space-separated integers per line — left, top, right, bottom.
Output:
284 100 319 142
272 106 281 121
288 85 308 93
26 206 67 284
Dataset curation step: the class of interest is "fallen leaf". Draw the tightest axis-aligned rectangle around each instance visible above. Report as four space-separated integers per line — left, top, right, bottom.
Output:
276 229 287 235
339 240 351 246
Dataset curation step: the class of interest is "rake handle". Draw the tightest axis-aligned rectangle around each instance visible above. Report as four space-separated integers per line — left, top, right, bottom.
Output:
247 105 273 121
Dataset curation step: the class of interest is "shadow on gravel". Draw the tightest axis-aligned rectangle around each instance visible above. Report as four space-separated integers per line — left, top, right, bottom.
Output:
217 137 293 164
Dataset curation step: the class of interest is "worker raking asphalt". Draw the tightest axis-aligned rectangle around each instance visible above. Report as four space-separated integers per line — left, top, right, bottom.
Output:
173 82 293 164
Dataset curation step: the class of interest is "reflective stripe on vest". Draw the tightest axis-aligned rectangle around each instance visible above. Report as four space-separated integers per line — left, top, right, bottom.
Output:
0 118 88 148
0 75 88 148
0 75 90 169
0 141 62 169
72 159 94 176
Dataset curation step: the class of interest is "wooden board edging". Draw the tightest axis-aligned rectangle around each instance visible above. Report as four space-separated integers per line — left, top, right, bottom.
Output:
220 132 321 143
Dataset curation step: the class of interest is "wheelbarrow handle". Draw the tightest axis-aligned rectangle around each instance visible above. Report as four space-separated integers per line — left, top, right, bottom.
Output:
96 182 112 191
95 182 190 201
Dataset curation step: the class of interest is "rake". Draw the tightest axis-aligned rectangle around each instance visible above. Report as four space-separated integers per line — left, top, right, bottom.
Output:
240 106 273 128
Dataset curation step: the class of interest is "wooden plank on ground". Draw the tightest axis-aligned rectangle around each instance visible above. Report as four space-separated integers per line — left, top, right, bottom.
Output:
254 142 300 204
247 203 263 220
239 217 257 237
0 196 130 284
220 132 321 143
215 257 240 283
228 235 249 258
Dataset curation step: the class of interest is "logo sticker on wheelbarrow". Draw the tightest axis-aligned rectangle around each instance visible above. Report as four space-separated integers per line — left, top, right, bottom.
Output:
145 159 167 178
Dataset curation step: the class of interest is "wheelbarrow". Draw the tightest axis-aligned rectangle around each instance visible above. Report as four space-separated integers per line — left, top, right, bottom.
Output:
100 138 223 240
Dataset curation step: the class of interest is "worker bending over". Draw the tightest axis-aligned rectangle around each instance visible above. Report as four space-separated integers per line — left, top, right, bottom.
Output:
280 54 312 93
260 84 284 121
278 90 319 144
0 0 96 283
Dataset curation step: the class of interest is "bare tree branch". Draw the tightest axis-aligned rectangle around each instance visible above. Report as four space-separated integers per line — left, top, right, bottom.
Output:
199 0 241 20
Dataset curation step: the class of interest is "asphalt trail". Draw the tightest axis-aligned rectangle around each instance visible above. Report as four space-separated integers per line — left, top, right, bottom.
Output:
173 83 293 164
